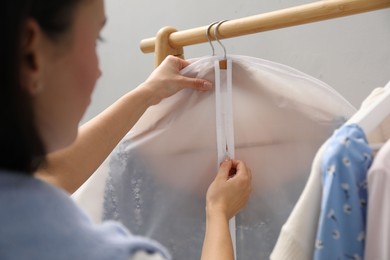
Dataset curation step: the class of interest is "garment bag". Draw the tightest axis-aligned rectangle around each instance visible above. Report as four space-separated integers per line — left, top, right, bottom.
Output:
75 55 356 259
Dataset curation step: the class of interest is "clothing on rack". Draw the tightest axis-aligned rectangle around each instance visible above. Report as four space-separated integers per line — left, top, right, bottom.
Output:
360 87 390 144
271 87 387 260
0 170 170 260
365 138 390 260
270 144 326 260
73 55 355 259
314 124 373 260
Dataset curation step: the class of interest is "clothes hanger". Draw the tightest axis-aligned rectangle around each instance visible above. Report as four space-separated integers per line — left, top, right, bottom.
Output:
346 80 390 135
205 20 230 69
206 21 219 56
214 20 229 70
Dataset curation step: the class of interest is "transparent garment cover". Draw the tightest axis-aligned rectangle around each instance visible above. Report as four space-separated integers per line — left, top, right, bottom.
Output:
75 55 356 259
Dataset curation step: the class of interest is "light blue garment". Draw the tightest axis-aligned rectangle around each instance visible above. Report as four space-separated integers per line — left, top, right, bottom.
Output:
0 170 171 260
314 124 372 260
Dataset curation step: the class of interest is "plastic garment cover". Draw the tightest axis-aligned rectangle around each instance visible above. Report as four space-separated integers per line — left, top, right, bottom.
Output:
74 55 356 259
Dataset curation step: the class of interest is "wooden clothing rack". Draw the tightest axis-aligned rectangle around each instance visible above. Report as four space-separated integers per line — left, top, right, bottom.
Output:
140 0 390 67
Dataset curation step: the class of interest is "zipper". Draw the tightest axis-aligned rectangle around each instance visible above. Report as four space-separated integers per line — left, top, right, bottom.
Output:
214 58 236 258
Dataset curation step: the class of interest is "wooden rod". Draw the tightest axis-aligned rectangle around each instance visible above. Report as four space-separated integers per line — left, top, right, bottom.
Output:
140 0 390 54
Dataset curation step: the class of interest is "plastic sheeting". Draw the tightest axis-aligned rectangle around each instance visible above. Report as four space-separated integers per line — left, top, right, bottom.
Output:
73 55 356 259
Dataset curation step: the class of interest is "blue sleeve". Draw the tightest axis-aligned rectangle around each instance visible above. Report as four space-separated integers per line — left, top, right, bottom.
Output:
0 172 171 260
314 124 372 260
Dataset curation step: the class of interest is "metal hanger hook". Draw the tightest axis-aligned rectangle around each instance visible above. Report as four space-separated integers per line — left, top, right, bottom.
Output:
214 20 229 60
206 21 219 56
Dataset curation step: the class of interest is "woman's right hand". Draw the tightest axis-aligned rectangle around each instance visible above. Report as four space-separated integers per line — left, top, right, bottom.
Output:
138 55 213 106
206 159 252 220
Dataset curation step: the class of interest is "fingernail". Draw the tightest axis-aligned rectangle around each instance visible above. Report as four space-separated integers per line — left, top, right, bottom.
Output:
203 81 213 90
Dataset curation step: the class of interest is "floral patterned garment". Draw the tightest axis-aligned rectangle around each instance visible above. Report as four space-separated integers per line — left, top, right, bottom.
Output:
314 124 373 260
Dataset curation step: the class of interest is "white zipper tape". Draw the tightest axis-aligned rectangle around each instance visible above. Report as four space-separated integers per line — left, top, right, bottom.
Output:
214 58 236 258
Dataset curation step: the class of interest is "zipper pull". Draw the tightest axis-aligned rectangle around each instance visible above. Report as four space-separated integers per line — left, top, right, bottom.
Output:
225 142 230 159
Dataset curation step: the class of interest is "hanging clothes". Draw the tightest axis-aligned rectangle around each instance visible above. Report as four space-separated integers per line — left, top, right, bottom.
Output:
271 87 387 260
313 124 373 260
365 138 390 260
270 143 327 260
74 55 355 259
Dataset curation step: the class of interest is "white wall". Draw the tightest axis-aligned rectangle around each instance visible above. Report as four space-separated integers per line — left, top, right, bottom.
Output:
82 0 390 122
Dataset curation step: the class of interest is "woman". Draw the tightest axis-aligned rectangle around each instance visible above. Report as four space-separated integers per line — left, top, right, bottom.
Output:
1 0 252 259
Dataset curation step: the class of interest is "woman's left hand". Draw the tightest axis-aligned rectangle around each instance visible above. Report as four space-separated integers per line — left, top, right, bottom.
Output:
138 55 213 105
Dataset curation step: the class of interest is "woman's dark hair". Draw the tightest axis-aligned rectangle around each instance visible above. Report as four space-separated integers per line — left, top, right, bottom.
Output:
1 0 80 174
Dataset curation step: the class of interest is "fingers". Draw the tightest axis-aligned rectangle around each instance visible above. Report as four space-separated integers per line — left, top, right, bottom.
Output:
162 55 190 70
163 55 213 92
173 56 191 70
231 160 251 179
179 76 213 91
217 159 252 182
209 159 252 218
217 159 233 180
229 160 252 196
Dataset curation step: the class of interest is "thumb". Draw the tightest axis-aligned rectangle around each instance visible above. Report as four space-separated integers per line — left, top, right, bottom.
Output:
179 76 213 91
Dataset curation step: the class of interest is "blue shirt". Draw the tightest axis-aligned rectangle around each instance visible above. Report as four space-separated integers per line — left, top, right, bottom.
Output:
314 124 372 260
0 170 170 260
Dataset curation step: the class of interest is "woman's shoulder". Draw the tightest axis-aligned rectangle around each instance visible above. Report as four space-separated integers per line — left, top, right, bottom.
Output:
0 170 170 260
0 170 82 221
